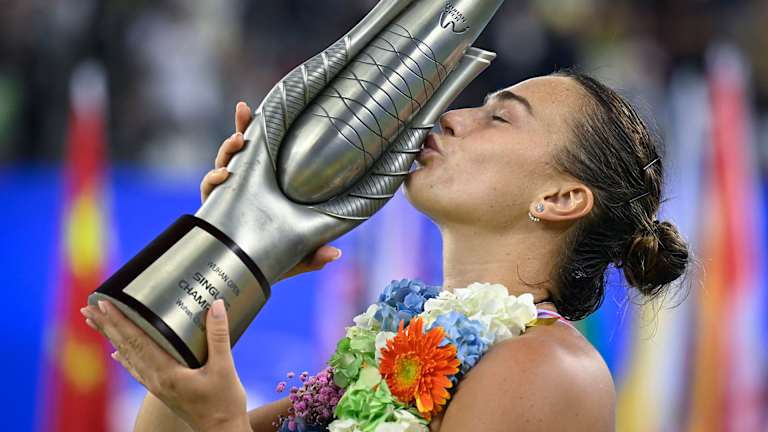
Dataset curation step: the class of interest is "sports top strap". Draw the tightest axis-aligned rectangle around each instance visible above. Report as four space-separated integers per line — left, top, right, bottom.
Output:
536 308 577 330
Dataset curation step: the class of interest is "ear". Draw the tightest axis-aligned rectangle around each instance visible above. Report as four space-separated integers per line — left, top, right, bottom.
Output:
530 184 594 222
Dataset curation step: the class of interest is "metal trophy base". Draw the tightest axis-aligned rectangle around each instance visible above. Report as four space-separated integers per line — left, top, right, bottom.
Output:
89 215 270 368
87 291 192 365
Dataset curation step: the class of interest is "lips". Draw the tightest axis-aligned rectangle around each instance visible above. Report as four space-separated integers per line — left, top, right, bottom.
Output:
423 133 442 154
415 133 442 167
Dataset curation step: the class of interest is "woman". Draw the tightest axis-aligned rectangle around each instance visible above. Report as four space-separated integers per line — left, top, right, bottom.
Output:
82 70 689 431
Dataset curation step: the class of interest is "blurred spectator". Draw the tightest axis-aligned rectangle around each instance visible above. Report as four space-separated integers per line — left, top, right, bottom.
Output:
1 0 766 170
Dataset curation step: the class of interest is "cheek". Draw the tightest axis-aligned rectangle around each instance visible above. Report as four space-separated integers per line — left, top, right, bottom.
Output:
459 162 521 211
404 138 552 221
450 144 550 210
406 154 512 218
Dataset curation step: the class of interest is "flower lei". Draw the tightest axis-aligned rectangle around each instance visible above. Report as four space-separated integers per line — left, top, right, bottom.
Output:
276 279 542 432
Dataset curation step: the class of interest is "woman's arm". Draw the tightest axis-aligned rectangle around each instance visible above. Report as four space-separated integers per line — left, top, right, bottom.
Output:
84 299 252 432
247 398 292 432
134 393 193 432
133 392 291 432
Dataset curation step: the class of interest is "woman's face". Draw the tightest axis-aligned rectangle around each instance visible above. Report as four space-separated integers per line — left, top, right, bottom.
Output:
404 75 585 229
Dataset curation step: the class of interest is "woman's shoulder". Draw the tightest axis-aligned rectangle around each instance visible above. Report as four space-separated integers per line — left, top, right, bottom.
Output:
434 323 615 432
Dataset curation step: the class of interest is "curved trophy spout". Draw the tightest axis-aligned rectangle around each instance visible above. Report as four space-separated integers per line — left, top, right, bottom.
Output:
313 47 496 220
90 0 506 368
277 0 505 203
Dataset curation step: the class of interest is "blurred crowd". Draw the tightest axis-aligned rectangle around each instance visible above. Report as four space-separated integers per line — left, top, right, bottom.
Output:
1 0 767 171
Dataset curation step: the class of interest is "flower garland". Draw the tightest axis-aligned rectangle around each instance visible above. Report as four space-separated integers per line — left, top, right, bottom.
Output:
276 279 542 432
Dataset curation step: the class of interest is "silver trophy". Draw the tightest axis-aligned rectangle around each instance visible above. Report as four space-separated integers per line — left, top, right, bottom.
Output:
90 0 505 367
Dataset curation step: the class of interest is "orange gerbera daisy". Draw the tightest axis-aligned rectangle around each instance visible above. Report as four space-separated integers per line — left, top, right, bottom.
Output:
379 316 460 419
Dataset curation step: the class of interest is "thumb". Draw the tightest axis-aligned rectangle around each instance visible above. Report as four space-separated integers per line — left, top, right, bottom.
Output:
205 299 234 370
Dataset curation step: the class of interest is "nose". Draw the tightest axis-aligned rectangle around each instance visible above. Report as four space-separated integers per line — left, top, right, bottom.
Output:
438 108 474 137
439 110 459 136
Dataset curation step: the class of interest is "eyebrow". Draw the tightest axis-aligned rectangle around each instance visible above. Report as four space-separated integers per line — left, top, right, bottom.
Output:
484 90 534 116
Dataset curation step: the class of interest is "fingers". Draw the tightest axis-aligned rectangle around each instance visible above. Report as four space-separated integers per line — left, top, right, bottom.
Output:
214 132 245 169
235 101 252 134
280 245 342 280
304 245 342 270
200 167 230 203
81 301 179 381
200 102 251 204
111 350 148 387
205 299 234 372
83 311 147 385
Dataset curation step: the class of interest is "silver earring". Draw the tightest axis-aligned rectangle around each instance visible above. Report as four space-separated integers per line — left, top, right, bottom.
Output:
528 212 540 223
535 202 545 213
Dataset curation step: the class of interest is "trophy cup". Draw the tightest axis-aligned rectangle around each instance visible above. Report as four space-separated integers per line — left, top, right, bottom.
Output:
90 0 505 367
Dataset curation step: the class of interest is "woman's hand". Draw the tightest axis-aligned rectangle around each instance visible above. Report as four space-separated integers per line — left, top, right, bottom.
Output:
200 101 342 281
82 299 250 432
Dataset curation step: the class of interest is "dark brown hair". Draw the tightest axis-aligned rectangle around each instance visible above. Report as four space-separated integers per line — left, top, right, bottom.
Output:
549 70 690 321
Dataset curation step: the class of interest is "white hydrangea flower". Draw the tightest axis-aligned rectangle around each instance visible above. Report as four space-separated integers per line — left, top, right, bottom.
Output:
422 282 537 344
352 303 380 330
374 331 396 364
374 410 429 432
329 418 362 432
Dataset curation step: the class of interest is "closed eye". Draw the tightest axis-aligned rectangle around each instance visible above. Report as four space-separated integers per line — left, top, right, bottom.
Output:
492 115 509 123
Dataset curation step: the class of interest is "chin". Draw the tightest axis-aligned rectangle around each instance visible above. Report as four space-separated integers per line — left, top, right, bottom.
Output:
403 173 433 214
403 171 450 223
405 172 499 227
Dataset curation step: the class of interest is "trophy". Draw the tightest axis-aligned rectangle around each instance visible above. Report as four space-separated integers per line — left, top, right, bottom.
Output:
90 0 505 367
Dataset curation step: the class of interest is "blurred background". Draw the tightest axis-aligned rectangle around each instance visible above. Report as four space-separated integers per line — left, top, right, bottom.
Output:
1 0 766 430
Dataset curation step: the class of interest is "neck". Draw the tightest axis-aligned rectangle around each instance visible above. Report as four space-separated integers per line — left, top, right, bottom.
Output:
440 222 562 304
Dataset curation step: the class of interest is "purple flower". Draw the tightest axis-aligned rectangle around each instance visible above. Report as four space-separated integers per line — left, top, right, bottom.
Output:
278 367 345 430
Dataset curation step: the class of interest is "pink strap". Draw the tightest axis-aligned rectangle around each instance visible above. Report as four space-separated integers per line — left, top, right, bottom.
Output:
536 309 577 330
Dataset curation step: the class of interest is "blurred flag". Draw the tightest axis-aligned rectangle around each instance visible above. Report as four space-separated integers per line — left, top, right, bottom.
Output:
40 61 113 432
615 67 710 431
686 45 767 432
615 45 768 432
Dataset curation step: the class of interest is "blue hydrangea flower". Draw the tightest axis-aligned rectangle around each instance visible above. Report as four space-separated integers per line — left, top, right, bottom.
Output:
430 311 491 377
374 279 440 332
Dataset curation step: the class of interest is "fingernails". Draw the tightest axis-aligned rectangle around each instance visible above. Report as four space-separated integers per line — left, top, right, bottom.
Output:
80 307 90 318
111 351 120 361
85 318 97 330
97 301 107 314
235 132 243 140
332 248 342 260
211 299 226 320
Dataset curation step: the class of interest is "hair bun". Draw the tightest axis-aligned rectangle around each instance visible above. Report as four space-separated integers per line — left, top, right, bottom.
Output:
620 220 689 297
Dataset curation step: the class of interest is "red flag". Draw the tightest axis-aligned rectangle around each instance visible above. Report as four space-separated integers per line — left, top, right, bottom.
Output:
687 45 766 432
42 61 113 432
